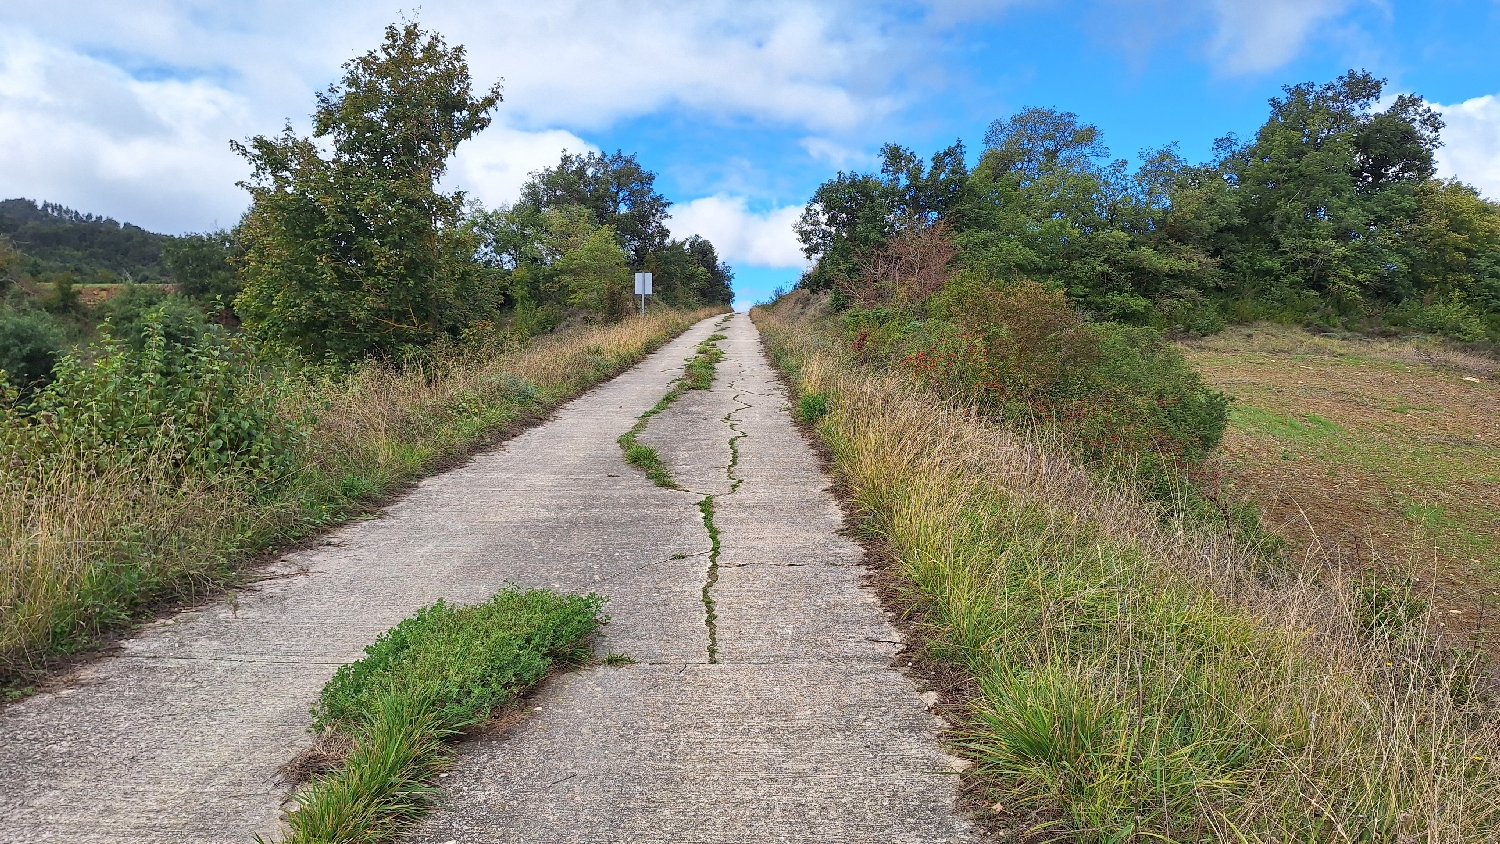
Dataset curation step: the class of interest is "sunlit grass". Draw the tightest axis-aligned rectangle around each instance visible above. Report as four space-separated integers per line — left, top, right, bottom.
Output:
1 309 720 683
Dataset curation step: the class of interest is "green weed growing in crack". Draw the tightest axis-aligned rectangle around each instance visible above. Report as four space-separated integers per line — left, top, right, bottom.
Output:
698 494 721 663
617 333 727 489
267 588 604 844
723 393 751 494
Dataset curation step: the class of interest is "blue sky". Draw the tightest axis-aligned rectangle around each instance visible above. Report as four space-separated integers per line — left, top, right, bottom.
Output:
3 1 1498 307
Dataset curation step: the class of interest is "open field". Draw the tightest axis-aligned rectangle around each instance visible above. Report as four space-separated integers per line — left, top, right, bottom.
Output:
1179 324 1500 660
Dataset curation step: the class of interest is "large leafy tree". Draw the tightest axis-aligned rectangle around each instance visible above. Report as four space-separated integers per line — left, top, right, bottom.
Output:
518 151 672 263
473 153 734 315
794 141 967 292
1217 71 1444 307
163 231 239 311
233 22 503 361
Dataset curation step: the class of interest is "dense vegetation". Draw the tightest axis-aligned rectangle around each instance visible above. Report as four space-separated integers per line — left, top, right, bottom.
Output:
0 198 171 285
0 21 730 684
2 22 731 393
773 68 1500 840
798 71 1499 344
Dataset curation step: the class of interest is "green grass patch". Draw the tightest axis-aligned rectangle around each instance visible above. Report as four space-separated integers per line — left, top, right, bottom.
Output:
271 587 604 843
1229 404 1345 443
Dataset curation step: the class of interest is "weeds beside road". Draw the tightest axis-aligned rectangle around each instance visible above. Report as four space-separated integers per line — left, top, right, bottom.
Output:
1 309 720 688
756 296 1500 841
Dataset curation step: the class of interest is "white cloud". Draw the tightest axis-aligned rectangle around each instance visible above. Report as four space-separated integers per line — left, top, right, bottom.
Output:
1206 0 1351 74
445 126 597 210
1432 94 1500 200
0 31 251 232
668 195 806 269
799 137 878 170
0 1 1022 232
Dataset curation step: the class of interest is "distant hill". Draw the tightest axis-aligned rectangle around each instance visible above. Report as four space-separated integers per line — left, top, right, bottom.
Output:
0 199 170 284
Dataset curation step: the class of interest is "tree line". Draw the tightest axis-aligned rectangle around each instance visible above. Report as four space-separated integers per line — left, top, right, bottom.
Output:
796 71 1499 343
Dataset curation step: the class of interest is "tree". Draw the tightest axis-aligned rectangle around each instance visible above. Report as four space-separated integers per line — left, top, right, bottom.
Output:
554 226 631 318
233 22 503 362
163 231 240 311
1217 71 1444 309
794 142 967 292
519 151 672 263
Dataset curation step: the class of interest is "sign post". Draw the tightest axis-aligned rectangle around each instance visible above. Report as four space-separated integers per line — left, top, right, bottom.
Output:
634 272 652 316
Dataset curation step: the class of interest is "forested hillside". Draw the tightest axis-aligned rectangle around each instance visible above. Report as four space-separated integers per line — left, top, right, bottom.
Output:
0 199 171 285
797 71 1500 343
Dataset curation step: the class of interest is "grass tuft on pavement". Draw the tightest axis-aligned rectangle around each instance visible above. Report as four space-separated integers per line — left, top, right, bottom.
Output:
271 587 604 844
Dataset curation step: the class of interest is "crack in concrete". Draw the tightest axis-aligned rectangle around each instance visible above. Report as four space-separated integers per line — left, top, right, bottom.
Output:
618 324 738 666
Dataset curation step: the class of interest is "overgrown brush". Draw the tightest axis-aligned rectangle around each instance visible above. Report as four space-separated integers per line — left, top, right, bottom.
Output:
0 308 719 684
756 296 1500 841
272 587 603 843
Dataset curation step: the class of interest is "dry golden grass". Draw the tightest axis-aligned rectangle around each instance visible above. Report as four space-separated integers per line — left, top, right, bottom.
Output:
1 308 719 683
758 295 1500 842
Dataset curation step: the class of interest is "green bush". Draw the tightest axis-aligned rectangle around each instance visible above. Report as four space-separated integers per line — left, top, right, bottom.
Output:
855 279 1230 471
0 306 67 392
795 391 829 423
14 314 300 481
100 285 208 351
1388 294 1489 342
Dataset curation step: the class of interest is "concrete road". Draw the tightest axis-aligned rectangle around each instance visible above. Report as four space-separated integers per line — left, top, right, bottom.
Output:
0 314 973 843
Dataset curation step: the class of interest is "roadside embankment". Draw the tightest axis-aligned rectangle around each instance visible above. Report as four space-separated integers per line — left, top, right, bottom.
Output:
755 293 1500 841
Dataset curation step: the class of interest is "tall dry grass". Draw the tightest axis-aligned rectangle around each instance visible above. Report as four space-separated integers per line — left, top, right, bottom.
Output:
1 308 719 683
756 297 1500 841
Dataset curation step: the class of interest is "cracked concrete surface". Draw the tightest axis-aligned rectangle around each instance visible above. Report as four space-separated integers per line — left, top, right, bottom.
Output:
409 314 973 843
0 313 973 844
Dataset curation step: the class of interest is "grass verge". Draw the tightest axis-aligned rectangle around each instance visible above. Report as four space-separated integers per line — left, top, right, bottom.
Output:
267 587 604 844
755 296 1500 842
1 308 722 690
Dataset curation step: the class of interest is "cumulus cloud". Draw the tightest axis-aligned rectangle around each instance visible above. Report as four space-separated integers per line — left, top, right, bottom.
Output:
0 31 251 232
1432 94 1500 200
0 1 1021 232
668 195 806 269
1206 0 1352 74
445 126 596 211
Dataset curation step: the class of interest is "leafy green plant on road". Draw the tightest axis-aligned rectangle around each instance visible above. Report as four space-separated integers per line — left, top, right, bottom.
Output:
617 329 728 489
270 587 604 843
